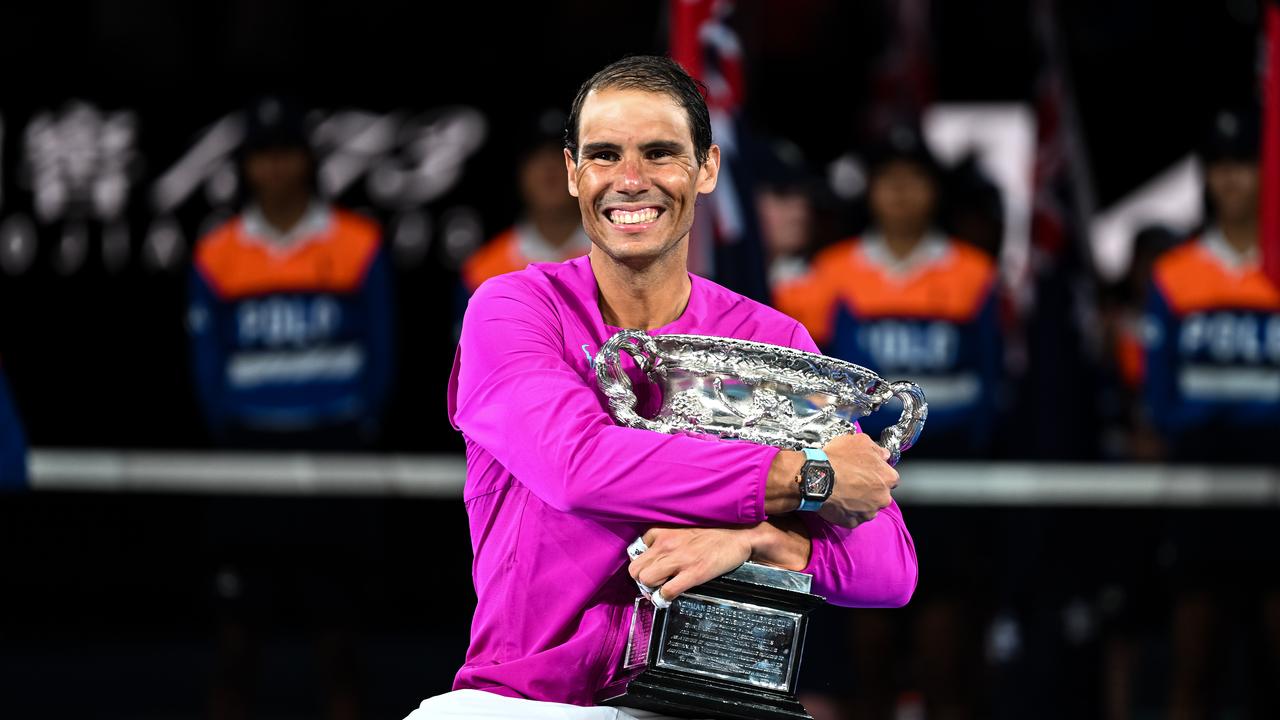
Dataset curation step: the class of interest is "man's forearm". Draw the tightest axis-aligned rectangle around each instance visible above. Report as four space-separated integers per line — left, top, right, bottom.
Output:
765 449 804 514
748 515 811 571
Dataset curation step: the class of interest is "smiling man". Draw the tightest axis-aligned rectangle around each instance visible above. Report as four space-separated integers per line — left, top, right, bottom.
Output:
411 56 917 720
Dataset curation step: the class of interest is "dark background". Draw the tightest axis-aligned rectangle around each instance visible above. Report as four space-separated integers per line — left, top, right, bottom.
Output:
0 0 1260 453
0 1 1273 719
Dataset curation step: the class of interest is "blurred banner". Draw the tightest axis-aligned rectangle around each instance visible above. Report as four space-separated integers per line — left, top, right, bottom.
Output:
0 2 1263 459
0 100 498 450
1 103 489 277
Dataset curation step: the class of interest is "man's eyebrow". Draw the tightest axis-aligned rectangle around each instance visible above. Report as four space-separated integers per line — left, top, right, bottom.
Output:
639 140 688 154
580 140 690 155
580 141 622 155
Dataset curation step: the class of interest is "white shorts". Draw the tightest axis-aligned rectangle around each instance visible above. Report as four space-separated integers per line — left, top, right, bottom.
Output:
405 689 703 720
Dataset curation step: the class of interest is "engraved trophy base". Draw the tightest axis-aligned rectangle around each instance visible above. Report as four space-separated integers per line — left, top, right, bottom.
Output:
596 563 824 720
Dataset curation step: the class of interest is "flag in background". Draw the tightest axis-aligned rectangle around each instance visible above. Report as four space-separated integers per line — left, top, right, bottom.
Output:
1029 0 1098 292
1010 0 1103 459
1261 0 1280 288
866 0 935 136
669 0 769 302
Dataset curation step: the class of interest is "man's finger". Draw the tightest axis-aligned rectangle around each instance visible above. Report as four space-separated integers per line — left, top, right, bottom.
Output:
657 569 703 602
636 567 673 589
627 554 649 580
634 554 681 588
627 536 649 561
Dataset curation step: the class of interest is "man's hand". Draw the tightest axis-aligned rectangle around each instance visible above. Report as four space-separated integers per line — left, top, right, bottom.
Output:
628 526 755 604
818 432 899 528
767 432 900 527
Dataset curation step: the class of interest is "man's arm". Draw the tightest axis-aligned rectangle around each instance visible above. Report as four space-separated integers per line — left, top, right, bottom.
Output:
790 500 917 607
632 433 917 608
763 435 916 607
453 276 782 527
631 503 916 609
631 318 916 606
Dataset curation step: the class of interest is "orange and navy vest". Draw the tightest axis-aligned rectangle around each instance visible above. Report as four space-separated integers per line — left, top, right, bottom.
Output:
1143 231 1280 453
775 234 1002 454
461 225 591 294
188 206 393 438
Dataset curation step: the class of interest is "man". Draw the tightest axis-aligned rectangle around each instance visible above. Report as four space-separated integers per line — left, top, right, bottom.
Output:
1143 108 1280 463
1143 109 1280 719
414 56 915 720
775 125 1003 459
754 138 823 294
189 98 390 720
188 97 394 448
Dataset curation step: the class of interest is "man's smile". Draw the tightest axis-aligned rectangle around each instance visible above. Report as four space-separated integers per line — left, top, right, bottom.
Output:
601 203 667 232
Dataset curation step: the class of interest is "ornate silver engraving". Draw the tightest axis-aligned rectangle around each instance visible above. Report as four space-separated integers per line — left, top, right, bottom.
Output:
593 330 927 464
654 593 802 691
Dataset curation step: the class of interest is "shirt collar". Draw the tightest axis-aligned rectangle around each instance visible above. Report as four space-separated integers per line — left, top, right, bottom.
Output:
573 254 704 335
1199 225 1258 271
858 230 951 275
242 200 331 249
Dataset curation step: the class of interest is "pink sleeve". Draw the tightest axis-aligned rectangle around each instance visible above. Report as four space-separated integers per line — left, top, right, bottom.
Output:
786 320 917 608
787 321 822 354
796 501 917 607
450 276 778 527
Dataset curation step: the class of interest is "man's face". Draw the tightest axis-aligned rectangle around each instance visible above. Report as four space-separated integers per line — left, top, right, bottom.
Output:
868 160 936 236
1205 160 1258 227
244 146 312 206
565 88 719 267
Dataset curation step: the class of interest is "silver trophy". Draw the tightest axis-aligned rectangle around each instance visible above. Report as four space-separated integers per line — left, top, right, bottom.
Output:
592 330 927 720
593 330 927 462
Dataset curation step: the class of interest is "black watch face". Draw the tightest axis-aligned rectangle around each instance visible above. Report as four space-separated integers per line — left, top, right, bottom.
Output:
803 463 833 497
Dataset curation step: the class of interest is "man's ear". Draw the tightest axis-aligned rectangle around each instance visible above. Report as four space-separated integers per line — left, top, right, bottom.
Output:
564 148 579 198
696 144 721 195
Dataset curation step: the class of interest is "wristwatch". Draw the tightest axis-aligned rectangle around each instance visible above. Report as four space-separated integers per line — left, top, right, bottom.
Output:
796 447 834 511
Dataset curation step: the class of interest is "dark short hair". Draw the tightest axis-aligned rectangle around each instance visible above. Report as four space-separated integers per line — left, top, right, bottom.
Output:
565 55 713 166
1200 107 1259 165
865 122 940 181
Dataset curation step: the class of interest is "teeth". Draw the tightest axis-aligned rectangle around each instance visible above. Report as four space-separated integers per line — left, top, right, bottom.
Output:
609 208 660 225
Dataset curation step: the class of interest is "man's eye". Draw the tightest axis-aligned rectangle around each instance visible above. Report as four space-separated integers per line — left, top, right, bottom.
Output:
647 150 672 160
592 152 619 162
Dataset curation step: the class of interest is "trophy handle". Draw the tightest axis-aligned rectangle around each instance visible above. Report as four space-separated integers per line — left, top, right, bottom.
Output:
875 381 928 467
593 330 665 432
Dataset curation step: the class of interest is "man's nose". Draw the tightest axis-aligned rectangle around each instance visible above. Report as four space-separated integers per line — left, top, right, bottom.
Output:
613 156 650 194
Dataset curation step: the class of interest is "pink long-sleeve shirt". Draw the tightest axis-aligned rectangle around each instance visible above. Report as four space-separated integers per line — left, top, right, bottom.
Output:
446 255 917 705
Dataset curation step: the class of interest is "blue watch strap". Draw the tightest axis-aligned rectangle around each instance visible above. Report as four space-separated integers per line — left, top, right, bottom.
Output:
798 447 830 511
802 447 828 462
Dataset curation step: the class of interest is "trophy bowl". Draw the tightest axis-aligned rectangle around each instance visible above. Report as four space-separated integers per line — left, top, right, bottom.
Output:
593 330 927 465
592 331 928 719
